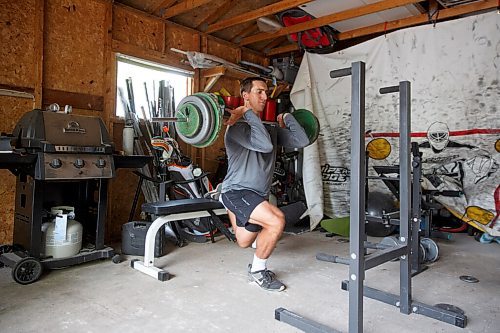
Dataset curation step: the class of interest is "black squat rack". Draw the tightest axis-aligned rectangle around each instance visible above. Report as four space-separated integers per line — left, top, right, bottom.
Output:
275 61 467 333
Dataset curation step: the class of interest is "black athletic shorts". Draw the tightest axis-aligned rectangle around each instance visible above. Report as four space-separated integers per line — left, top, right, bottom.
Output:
221 189 264 232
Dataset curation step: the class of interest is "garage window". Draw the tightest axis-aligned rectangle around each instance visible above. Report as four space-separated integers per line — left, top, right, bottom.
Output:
115 54 193 119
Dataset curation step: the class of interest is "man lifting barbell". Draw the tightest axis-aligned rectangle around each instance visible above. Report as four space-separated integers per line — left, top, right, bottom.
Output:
220 77 309 292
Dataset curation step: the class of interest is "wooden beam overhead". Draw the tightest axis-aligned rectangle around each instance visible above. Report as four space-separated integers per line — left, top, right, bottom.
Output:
261 36 288 53
151 0 178 15
197 0 235 31
266 0 499 55
336 0 499 41
266 43 298 56
206 0 313 34
240 0 423 46
162 0 215 19
230 22 260 43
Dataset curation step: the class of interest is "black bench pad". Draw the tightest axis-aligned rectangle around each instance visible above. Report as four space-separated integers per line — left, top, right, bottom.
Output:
142 198 225 215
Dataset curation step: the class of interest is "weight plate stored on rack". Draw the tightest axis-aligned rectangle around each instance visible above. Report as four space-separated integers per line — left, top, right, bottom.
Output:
420 237 439 263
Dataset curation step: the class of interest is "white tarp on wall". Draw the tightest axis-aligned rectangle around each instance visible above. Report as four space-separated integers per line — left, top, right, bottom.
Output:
293 11 500 235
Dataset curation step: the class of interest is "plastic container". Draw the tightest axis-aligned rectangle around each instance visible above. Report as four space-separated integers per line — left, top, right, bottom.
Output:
222 96 241 109
123 125 134 155
263 100 277 122
121 221 168 257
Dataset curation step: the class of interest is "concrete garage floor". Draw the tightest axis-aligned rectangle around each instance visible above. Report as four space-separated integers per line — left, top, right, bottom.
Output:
0 231 499 333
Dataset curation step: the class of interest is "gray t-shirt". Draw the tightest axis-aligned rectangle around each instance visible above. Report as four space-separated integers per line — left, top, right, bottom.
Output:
221 110 310 197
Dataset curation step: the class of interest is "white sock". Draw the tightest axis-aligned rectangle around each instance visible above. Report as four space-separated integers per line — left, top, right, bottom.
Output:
251 254 267 272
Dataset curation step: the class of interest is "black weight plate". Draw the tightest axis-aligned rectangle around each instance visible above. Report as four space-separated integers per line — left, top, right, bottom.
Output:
459 275 479 283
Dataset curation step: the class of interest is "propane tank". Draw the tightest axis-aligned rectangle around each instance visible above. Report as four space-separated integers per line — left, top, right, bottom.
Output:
42 206 83 259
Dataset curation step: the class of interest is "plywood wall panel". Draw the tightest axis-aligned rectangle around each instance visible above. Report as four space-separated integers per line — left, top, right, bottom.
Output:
44 0 106 95
107 169 139 241
0 170 16 244
164 22 199 53
0 96 34 134
113 6 164 52
0 0 36 88
0 96 34 244
241 50 268 67
206 38 239 64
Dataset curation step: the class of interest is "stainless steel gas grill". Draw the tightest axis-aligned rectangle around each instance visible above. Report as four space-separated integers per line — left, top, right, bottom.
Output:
12 109 115 180
0 109 149 284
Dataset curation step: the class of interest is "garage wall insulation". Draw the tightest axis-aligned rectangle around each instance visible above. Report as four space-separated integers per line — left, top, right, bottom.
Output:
291 11 500 235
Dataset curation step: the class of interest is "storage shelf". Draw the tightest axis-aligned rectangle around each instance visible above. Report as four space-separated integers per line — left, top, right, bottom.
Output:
201 65 290 96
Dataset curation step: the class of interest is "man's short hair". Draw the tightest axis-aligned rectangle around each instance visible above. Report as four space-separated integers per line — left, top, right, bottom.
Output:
240 77 267 96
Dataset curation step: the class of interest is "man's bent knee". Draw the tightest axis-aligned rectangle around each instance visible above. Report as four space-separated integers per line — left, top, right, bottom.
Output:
234 228 257 248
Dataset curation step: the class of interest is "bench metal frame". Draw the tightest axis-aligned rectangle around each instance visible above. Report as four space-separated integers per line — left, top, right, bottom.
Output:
131 199 227 281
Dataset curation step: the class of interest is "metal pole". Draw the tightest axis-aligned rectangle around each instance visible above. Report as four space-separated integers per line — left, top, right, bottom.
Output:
398 81 412 314
411 142 422 274
349 61 366 333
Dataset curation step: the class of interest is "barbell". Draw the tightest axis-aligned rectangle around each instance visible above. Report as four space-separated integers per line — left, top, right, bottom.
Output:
152 92 319 148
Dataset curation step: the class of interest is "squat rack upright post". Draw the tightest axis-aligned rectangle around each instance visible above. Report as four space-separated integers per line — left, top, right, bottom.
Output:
275 61 467 333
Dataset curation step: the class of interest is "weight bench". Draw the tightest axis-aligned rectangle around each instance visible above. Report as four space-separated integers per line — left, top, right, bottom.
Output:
131 198 234 281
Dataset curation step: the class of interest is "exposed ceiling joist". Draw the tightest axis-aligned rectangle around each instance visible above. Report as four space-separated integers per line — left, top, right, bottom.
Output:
197 0 236 31
231 23 260 43
115 0 498 58
240 0 424 46
267 43 298 56
151 0 178 15
162 0 216 19
337 0 498 40
266 0 498 55
206 0 313 34
261 36 289 53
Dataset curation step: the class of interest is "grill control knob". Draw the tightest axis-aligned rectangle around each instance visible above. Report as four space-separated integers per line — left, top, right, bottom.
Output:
95 158 106 168
49 158 62 169
73 159 85 168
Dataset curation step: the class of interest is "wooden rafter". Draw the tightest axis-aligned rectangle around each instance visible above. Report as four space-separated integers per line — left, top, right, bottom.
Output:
336 0 498 40
151 0 178 15
260 36 288 53
206 0 313 34
162 0 216 19
240 0 423 46
230 23 260 43
267 43 298 56
197 0 235 31
266 0 499 55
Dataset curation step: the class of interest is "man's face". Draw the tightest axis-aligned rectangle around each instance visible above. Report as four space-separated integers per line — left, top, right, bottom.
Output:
242 80 268 113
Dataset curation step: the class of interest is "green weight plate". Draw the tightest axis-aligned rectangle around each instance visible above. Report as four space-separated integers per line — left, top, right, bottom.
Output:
193 93 222 148
192 93 217 147
175 103 201 138
292 109 320 145
174 95 212 145
196 96 222 148
205 93 224 147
